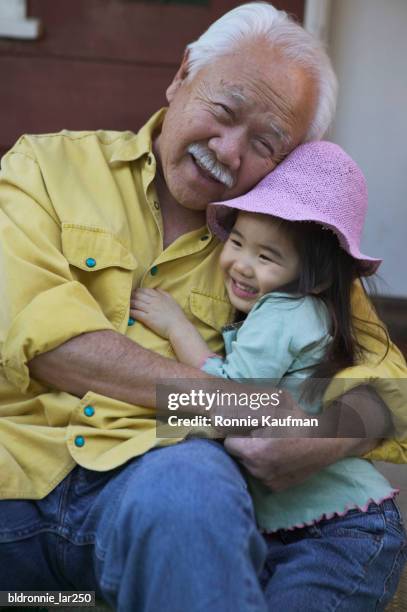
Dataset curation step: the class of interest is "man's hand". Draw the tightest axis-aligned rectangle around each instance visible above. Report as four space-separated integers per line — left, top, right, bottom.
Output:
130 288 189 339
224 386 390 491
224 436 379 491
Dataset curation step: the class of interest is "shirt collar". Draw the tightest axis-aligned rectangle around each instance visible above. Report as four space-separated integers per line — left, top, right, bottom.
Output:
109 108 167 164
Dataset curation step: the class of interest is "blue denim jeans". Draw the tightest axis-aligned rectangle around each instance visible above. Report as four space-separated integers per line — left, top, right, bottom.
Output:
0 439 268 611
261 497 407 611
0 439 405 611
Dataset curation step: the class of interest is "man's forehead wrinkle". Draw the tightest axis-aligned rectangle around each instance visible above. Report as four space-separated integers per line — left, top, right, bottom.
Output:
193 79 216 108
239 74 294 146
256 75 296 121
194 78 211 98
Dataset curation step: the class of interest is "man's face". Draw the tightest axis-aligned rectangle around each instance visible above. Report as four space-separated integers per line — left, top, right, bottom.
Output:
154 40 317 211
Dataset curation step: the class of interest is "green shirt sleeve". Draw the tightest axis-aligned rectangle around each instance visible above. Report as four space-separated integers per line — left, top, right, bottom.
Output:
202 294 330 381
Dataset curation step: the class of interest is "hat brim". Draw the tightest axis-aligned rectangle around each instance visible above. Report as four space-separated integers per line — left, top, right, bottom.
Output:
207 201 381 277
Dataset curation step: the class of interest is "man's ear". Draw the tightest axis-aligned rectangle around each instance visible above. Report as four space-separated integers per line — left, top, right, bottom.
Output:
166 49 190 103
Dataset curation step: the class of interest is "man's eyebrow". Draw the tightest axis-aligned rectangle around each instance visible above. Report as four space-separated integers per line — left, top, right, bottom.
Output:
268 120 290 147
229 90 247 104
223 88 290 146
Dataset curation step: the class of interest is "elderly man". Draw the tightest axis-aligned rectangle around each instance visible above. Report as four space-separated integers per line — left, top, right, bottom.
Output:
0 2 405 611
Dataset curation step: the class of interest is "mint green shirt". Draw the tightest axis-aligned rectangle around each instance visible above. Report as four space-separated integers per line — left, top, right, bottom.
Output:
202 293 396 532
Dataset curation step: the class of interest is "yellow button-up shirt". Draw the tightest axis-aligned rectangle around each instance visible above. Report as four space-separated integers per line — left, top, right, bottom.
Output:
0 110 406 499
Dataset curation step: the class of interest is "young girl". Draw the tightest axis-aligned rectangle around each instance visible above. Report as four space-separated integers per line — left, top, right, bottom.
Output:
131 141 407 608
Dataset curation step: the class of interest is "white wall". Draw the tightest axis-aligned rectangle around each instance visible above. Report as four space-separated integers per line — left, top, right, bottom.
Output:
328 0 407 297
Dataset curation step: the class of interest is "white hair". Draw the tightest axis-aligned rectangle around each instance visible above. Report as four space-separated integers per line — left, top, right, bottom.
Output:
186 2 338 142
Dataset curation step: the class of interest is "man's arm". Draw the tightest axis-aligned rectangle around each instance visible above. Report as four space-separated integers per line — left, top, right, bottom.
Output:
28 329 210 408
28 330 391 441
29 282 403 485
29 331 390 493
225 436 381 492
224 386 390 491
347 282 407 463
0 143 118 394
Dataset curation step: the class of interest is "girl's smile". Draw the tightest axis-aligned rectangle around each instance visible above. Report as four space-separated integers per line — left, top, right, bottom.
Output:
220 211 301 313
230 277 259 299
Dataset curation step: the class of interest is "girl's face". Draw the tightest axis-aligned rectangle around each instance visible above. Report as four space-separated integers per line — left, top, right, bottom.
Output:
219 211 300 313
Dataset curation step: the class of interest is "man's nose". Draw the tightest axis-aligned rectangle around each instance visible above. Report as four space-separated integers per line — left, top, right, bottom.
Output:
208 127 246 172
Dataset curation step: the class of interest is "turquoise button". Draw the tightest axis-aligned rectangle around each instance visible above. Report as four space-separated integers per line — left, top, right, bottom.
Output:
85 257 96 268
74 435 85 448
150 265 158 276
84 405 95 417
128 317 136 326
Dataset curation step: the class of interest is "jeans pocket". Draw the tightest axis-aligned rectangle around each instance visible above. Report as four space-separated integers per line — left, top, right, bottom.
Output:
317 508 386 542
0 474 72 542
0 500 49 542
383 499 407 537
376 534 407 608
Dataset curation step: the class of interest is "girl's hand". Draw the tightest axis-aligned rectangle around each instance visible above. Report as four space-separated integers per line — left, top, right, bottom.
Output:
130 288 189 339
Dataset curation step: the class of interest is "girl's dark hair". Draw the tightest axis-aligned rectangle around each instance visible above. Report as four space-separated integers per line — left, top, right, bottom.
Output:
273 219 389 400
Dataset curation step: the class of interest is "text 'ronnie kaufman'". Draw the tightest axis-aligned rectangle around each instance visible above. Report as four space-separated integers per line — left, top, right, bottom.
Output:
166 415 319 428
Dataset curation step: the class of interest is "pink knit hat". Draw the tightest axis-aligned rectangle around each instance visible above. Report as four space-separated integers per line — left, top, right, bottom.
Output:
207 141 381 276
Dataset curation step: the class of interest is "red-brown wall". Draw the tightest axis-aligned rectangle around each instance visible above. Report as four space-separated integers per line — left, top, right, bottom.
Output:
2 0 304 155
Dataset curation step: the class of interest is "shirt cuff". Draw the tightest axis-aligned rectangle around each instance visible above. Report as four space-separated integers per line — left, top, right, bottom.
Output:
324 368 407 464
2 281 116 392
364 439 407 463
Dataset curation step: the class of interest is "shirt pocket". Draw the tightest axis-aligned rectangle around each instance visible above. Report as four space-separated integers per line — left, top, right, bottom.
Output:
188 290 233 354
61 224 137 329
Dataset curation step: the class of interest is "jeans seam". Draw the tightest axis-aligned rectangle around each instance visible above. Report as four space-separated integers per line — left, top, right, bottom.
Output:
386 519 406 535
0 525 90 544
376 539 407 609
54 469 81 582
237 490 268 612
333 539 385 611
328 514 386 611
94 458 145 568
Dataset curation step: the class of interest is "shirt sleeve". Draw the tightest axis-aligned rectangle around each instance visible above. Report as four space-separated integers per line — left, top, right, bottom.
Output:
201 297 317 381
0 142 116 393
324 281 407 463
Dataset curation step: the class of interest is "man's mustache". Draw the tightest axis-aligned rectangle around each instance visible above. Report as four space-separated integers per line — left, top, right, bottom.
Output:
187 143 235 189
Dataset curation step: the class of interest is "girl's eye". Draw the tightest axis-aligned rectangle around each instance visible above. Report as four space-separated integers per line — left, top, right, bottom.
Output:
230 238 242 247
259 254 273 262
